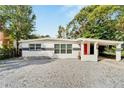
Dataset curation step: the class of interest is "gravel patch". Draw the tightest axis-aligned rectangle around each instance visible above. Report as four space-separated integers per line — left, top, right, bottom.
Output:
0 58 124 88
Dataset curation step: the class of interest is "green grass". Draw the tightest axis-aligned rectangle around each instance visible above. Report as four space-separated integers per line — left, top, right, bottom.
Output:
102 51 124 57
122 51 124 56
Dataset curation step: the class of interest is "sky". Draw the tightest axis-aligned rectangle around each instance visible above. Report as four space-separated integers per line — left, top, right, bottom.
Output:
32 5 84 37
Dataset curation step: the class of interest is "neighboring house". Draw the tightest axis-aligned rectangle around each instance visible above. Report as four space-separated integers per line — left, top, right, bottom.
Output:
0 32 10 48
19 38 123 61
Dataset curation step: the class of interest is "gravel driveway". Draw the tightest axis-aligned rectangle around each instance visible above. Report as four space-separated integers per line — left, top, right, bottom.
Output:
0 58 124 88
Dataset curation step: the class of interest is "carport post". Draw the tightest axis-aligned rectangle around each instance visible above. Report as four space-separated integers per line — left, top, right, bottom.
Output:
116 44 122 61
94 42 98 61
80 42 84 61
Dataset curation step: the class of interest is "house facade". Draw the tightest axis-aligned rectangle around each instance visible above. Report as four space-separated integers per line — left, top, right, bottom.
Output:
19 38 80 59
19 38 123 61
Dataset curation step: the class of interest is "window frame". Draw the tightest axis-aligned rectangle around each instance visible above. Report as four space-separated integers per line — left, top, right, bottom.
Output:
67 44 72 54
61 44 66 54
36 44 41 50
54 44 72 54
29 44 35 51
90 43 94 55
29 44 41 51
54 44 60 54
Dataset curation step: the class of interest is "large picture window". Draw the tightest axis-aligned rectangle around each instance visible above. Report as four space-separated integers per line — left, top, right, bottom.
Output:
54 44 72 54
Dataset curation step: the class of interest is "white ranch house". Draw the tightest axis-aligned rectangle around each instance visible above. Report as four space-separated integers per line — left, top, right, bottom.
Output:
19 38 124 62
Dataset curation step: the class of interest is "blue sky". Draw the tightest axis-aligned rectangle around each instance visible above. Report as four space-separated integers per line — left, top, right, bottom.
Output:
32 5 84 37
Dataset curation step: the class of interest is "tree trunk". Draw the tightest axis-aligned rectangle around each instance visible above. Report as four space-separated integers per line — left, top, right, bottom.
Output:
16 39 19 57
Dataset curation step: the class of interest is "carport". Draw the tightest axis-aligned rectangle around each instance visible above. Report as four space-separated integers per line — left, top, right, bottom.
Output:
78 38 123 62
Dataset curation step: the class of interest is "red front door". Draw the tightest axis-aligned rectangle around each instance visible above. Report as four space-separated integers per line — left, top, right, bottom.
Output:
84 43 87 55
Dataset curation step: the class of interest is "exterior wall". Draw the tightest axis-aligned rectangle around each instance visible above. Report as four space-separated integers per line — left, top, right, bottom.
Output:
20 38 122 61
81 42 98 62
87 42 90 55
21 40 80 59
116 44 122 61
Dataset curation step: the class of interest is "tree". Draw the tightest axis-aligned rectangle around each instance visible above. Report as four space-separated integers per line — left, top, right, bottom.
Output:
66 5 97 39
27 34 50 39
116 16 124 40
0 5 36 56
57 25 66 38
27 34 39 39
40 35 50 38
66 5 124 41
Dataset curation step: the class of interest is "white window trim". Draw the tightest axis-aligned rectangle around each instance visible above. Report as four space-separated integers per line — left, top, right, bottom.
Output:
54 44 72 54
29 44 41 51
67 44 72 54
60 44 66 54
54 44 60 54
29 44 35 51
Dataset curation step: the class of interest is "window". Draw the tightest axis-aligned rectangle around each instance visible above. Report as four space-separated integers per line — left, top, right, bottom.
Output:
29 44 35 50
61 44 66 53
29 44 41 51
90 43 94 54
54 44 72 54
54 44 60 54
67 44 72 54
36 44 41 50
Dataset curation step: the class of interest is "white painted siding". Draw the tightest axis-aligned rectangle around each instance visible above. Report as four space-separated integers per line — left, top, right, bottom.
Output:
116 44 122 61
81 55 97 62
20 38 123 61
21 40 80 59
22 51 79 58
81 42 98 61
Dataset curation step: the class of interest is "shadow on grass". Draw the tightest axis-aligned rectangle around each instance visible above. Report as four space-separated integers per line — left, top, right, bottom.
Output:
0 57 56 73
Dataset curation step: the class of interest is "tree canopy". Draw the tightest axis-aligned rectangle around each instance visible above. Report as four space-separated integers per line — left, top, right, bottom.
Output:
0 5 36 55
66 5 124 41
27 34 50 39
0 5 36 40
57 25 66 38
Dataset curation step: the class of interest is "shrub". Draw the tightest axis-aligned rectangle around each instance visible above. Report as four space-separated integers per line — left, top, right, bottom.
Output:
0 46 15 60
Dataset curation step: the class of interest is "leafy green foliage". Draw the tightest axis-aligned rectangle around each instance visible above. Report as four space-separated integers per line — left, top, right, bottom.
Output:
0 5 36 55
0 45 13 60
27 34 50 39
66 5 124 41
57 25 66 38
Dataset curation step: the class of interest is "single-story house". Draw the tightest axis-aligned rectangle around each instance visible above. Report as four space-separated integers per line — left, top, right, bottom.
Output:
19 38 124 61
